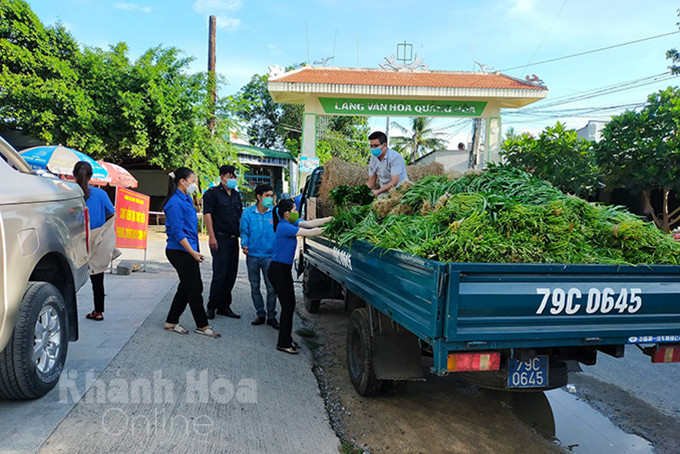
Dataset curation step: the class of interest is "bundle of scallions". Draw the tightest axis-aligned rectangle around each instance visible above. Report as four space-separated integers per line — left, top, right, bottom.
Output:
322 165 680 265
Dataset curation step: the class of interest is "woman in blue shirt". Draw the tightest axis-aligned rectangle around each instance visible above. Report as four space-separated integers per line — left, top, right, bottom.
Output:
73 161 115 321
268 199 331 354
163 167 219 338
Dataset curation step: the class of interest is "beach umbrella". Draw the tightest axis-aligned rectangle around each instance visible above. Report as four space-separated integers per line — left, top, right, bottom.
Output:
20 145 109 183
97 161 138 188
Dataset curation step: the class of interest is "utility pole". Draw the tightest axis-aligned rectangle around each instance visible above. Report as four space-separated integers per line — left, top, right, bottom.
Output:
385 116 390 143
208 15 217 134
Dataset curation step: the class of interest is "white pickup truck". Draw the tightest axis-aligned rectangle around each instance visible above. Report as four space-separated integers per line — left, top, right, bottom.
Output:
0 136 89 399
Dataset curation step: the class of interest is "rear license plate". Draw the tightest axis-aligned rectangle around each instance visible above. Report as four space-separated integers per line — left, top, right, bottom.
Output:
508 355 548 388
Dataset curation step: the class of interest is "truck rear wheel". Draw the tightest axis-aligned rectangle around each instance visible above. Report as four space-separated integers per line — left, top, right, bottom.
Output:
0 282 69 399
346 308 382 396
302 267 321 313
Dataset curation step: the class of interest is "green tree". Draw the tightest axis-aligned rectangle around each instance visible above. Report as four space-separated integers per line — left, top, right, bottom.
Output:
390 117 447 163
0 0 238 181
501 122 600 198
0 0 94 145
316 115 371 164
597 87 680 232
228 68 304 153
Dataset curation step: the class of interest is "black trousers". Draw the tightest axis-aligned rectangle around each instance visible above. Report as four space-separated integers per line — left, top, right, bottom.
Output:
268 261 295 348
207 235 239 312
166 249 209 328
90 273 105 313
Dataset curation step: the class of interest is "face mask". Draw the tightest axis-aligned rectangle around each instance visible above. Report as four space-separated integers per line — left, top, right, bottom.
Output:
370 147 382 157
226 178 238 189
186 183 198 195
261 197 273 208
288 212 299 223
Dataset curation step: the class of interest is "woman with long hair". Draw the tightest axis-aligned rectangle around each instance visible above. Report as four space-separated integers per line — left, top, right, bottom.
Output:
73 161 115 321
268 199 331 354
163 167 219 338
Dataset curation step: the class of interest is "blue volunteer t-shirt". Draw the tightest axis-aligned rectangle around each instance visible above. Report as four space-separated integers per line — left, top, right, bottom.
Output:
271 219 300 265
87 186 115 230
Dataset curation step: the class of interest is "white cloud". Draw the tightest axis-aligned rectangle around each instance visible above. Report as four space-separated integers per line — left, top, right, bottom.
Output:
193 0 242 30
193 0 241 14
508 0 534 14
214 15 241 30
268 44 282 56
113 2 152 13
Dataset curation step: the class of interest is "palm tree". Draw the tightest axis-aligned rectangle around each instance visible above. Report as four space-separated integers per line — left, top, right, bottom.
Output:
390 117 447 164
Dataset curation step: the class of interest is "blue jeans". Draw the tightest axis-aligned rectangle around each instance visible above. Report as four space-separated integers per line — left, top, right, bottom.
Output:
246 255 277 318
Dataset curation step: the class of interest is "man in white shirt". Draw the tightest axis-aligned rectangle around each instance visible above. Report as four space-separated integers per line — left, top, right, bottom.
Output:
366 131 409 196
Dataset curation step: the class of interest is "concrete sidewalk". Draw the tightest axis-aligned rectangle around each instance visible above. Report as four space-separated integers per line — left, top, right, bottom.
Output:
0 239 339 454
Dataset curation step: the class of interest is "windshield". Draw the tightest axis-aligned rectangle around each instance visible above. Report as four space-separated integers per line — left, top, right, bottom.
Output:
0 136 34 174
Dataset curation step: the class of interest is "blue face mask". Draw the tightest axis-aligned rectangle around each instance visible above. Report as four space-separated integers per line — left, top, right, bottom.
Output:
261 197 273 208
225 178 238 189
370 147 382 157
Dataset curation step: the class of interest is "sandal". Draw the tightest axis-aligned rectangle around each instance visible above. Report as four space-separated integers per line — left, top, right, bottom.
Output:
86 311 104 321
164 324 188 335
195 327 220 338
276 345 299 355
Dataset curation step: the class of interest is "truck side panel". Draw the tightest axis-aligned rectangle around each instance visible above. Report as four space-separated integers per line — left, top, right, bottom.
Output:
305 237 447 342
445 265 680 349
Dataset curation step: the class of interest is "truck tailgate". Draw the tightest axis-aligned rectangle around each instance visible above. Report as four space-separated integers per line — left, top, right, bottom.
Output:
446 263 680 348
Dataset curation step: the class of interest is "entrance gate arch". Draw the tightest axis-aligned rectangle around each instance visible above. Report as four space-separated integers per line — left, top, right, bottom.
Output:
268 66 547 188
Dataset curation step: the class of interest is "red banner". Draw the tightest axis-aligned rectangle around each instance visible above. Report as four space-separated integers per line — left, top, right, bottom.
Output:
115 187 150 250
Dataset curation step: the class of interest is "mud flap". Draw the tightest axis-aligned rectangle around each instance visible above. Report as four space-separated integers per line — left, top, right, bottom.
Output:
373 333 426 380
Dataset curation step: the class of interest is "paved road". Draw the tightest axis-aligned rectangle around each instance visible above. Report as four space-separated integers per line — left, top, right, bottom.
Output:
0 239 339 454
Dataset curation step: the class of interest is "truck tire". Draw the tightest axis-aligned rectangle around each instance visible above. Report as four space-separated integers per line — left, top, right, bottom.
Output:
346 308 382 396
302 267 321 313
459 359 569 392
0 282 69 399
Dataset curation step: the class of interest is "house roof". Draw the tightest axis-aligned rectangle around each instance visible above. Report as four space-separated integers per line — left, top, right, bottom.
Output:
233 143 295 161
270 66 545 91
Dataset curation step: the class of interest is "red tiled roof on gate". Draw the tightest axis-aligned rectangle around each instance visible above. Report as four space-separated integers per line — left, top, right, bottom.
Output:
270 66 546 91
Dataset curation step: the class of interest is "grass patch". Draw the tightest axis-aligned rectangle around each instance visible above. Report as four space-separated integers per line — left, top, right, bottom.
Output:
340 441 363 454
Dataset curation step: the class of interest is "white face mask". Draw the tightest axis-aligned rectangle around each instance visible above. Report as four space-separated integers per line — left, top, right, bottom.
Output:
186 183 198 195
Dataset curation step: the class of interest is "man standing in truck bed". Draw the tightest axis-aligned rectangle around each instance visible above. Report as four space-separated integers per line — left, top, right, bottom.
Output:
366 131 409 196
203 165 243 320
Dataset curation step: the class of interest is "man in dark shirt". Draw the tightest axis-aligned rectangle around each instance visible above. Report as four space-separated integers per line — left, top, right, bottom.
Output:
203 165 243 319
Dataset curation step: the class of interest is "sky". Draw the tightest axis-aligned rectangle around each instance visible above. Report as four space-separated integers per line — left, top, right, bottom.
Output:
25 0 680 147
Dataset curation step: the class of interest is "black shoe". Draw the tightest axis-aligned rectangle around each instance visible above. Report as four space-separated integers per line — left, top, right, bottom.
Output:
251 316 266 326
276 345 298 355
206 308 215 320
216 308 241 319
291 340 299 348
267 318 280 330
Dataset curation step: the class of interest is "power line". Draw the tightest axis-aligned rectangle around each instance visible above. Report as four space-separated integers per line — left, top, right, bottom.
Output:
502 30 680 72
520 0 569 76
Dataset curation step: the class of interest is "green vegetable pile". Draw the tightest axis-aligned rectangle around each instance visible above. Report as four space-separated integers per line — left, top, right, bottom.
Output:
328 184 374 209
323 165 680 265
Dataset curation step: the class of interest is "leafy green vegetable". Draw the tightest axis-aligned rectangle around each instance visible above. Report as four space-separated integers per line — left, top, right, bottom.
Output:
324 165 680 265
329 184 374 208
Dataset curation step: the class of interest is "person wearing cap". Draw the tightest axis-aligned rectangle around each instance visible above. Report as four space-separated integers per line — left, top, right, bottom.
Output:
203 165 243 320
366 131 409 196
240 184 279 329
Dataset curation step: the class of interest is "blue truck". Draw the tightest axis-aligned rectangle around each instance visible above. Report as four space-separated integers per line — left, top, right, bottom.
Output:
299 167 680 396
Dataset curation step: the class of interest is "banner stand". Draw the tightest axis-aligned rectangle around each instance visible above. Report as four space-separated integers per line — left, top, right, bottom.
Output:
110 187 151 274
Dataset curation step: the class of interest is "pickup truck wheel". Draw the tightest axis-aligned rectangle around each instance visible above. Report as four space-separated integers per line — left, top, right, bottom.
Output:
0 282 69 399
346 308 382 396
302 268 321 313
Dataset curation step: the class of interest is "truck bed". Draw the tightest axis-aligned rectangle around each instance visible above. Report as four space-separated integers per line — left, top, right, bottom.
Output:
305 236 680 362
